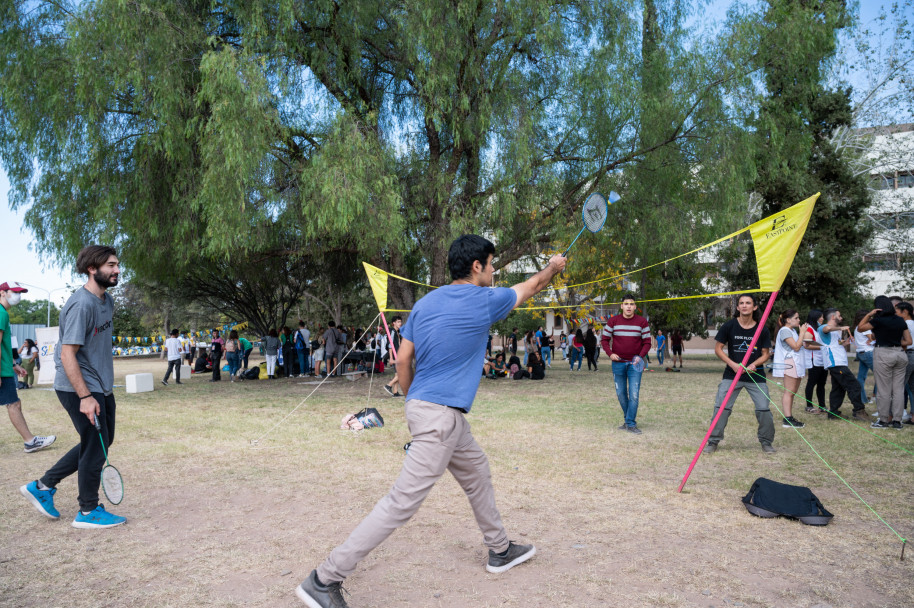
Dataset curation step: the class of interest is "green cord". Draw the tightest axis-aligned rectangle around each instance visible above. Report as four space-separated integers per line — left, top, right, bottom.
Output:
739 364 906 543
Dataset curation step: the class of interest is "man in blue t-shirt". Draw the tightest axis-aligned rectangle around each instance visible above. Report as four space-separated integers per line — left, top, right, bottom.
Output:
297 235 567 607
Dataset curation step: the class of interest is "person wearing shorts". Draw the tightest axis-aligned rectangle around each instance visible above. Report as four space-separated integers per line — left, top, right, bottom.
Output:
1 281 56 454
670 330 683 368
294 235 566 608
19 246 127 529
773 309 807 428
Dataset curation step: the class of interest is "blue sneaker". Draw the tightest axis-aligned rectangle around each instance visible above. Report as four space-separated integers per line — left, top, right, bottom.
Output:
20 481 60 519
71 505 126 529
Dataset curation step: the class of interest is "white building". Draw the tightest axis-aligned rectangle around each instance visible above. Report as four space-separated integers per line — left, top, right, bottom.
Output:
862 123 914 295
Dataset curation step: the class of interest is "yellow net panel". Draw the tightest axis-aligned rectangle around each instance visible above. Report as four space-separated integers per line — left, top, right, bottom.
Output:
365 193 819 312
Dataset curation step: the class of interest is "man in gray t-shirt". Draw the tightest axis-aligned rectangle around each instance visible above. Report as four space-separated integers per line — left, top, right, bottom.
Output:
53 285 115 395
19 245 127 529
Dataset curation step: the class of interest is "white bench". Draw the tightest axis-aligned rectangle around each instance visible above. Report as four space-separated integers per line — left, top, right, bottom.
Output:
342 370 367 381
125 373 154 394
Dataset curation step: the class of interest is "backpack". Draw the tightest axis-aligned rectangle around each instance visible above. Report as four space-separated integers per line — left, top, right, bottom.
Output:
295 330 307 350
354 407 384 429
742 477 833 526
241 366 260 380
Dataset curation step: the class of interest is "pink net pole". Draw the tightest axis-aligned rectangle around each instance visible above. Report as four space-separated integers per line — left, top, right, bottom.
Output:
677 291 780 493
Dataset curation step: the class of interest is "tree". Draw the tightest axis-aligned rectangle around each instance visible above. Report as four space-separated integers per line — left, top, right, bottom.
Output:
7 299 60 326
1 0 767 317
725 0 874 316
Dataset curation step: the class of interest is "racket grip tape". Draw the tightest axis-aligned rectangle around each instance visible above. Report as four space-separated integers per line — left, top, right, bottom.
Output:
93 414 101 431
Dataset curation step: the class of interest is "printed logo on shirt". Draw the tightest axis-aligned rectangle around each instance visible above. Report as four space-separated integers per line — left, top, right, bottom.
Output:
93 319 112 336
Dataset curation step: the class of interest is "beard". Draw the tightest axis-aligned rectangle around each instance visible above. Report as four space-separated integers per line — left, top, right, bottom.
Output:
93 269 120 289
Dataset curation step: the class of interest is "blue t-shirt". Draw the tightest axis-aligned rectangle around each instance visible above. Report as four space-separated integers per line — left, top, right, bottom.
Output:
656 335 666 351
401 284 517 412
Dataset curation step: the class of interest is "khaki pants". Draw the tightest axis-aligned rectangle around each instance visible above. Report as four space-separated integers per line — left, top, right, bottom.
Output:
873 347 908 422
317 399 509 583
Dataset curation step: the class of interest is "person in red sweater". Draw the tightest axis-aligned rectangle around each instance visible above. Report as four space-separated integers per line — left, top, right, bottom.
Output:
601 294 651 434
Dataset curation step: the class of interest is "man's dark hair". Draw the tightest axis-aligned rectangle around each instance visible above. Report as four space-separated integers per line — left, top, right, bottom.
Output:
328 320 336 327
392 315 402 323
448 234 496 280
299 320 305 327
621 293 637 303
896 301 914 316
171 329 179 337
733 294 760 321
890 295 904 304
75 245 117 276
823 308 839 323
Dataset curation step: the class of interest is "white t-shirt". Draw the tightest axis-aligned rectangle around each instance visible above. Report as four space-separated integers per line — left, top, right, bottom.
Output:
907 320 914 351
854 329 874 353
820 326 848 369
802 326 824 368
297 328 311 348
165 337 183 361
774 326 805 378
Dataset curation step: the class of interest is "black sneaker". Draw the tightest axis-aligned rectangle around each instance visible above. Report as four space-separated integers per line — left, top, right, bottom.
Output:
486 541 536 573
626 425 642 435
904 418 914 425
782 416 805 428
871 419 890 429
702 442 717 454
161 380 168 386
891 421 903 430
295 570 349 608
383 385 394 397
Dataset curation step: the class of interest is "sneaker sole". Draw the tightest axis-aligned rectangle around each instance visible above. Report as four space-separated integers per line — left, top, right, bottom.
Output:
486 545 536 573
71 518 126 529
294 585 323 608
19 485 59 519
24 437 56 453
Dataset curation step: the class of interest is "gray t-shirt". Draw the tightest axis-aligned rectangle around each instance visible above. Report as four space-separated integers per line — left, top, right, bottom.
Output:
54 287 115 395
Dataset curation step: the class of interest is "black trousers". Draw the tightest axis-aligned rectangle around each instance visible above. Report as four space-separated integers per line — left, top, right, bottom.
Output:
828 366 865 414
42 391 115 512
164 359 181 382
805 365 828 410
212 354 222 380
585 349 598 370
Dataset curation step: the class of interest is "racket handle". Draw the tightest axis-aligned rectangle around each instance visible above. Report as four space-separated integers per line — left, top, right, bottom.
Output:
93 414 101 431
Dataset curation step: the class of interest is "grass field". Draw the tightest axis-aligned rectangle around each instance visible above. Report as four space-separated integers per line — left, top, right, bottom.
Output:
1 354 912 607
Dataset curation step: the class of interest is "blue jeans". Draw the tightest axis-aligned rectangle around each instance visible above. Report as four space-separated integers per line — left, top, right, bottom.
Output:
541 347 551 366
612 361 643 427
569 347 583 370
226 351 241 377
856 350 874 403
657 349 664 366
297 349 310 375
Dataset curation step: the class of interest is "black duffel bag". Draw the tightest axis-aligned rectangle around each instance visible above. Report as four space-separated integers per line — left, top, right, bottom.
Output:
742 477 833 526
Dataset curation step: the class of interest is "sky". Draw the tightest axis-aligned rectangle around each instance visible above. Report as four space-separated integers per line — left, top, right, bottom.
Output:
0 0 904 307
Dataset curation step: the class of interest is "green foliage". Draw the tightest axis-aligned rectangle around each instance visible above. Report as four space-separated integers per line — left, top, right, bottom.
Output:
1 0 771 322
734 0 874 316
7 300 60 326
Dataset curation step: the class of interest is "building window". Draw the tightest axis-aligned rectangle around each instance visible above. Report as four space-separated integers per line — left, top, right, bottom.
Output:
898 172 914 188
872 174 894 189
863 253 900 271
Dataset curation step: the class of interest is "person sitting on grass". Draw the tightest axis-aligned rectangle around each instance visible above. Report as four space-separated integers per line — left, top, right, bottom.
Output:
483 352 508 378
514 350 546 380
194 348 212 374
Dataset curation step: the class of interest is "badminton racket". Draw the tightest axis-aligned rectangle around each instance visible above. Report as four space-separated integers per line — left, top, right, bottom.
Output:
765 362 795 372
562 191 619 256
631 355 645 373
93 414 124 505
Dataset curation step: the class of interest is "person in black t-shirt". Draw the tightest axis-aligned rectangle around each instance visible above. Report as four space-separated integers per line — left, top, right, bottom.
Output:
704 294 776 454
858 296 912 427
